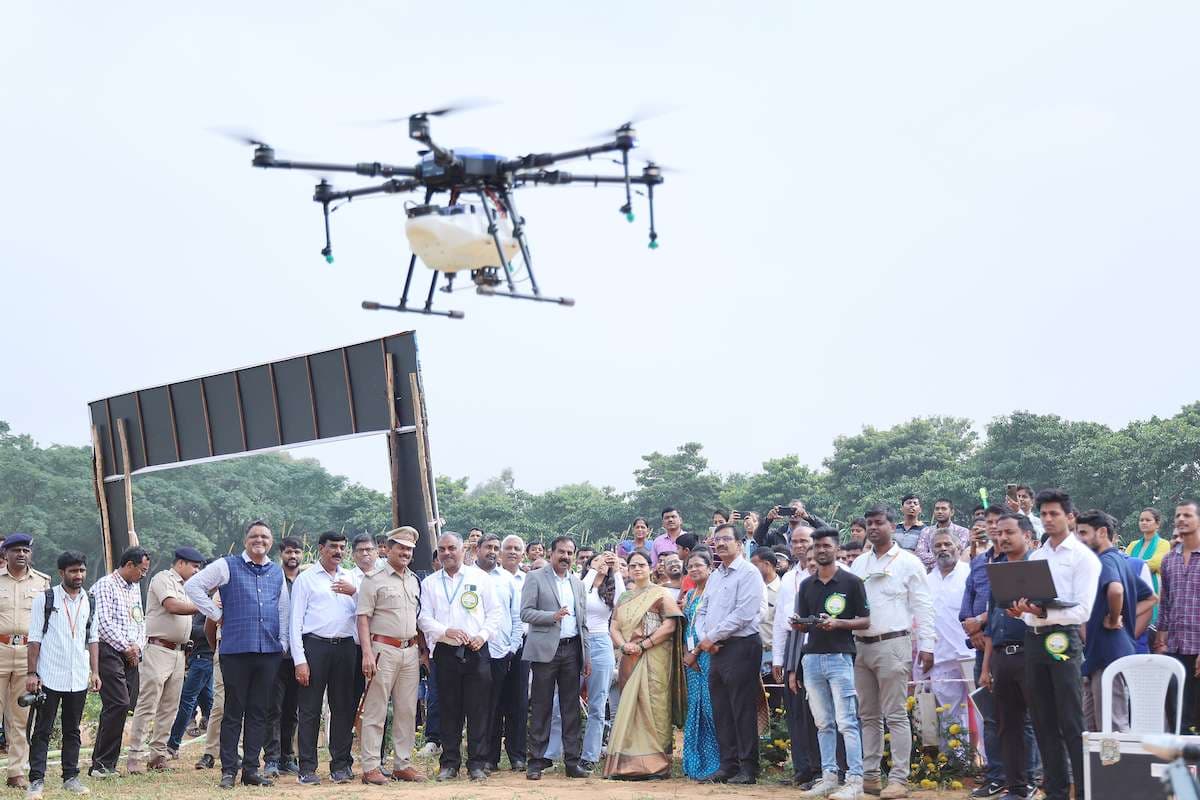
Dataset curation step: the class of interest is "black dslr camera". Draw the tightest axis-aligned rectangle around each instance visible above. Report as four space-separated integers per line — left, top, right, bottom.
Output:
17 691 46 708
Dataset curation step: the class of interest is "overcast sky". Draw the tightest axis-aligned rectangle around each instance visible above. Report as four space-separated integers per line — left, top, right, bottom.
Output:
3 2 1198 498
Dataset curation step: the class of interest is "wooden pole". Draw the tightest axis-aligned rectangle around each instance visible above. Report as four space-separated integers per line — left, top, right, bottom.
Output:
91 425 114 574
116 418 138 547
384 355 402 529
408 372 436 538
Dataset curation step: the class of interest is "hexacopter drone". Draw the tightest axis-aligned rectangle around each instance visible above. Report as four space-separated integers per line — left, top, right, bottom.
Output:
233 105 666 319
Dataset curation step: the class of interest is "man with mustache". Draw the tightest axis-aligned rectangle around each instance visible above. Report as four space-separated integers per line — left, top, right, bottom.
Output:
489 535 529 772
418 533 504 782
521 536 590 780
474 534 521 775
916 530 974 750
695 522 764 784
0 533 50 789
263 538 303 778
774 526 823 788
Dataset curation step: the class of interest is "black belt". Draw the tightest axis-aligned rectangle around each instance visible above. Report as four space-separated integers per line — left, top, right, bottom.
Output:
558 635 580 643
855 630 909 645
996 643 1024 655
303 633 354 646
1028 624 1074 636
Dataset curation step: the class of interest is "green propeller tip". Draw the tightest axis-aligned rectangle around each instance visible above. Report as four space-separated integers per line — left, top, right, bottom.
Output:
625 212 635 222
648 240 659 250
324 254 335 264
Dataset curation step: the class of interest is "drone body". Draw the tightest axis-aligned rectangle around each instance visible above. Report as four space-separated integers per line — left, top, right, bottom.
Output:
237 108 666 319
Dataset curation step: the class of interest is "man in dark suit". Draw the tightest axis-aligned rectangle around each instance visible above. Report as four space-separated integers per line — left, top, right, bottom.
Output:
520 536 590 780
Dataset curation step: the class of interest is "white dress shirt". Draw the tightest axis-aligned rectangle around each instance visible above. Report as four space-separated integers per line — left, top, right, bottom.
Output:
486 565 523 659
555 571 579 638
1022 532 1101 629
761 575 781 649
417 565 504 653
849 541 936 653
925 560 973 664
28 585 99 693
772 567 807 667
506 567 529 638
582 569 625 633
288 562 359 666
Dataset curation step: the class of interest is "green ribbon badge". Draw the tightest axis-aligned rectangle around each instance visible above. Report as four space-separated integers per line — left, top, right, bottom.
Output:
1044 631 1070 661
824 593 847 617
461 587 480 610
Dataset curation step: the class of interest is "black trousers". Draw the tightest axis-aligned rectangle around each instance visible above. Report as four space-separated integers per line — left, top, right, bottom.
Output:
433 642 492 770
1167 653 1199 735
1025 627 1083 800
219 651 282 776
709 634 761 777
264 657 299 764
527 637 583 770
91 642 139 771
297 636 358 775
491 647 529 766
483 653 513 767
30 688 86 782
993 646 1031 792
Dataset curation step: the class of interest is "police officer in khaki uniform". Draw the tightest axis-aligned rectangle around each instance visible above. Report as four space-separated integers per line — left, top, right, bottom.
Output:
355 527 426 785
0 533 50 788
126 547 203 773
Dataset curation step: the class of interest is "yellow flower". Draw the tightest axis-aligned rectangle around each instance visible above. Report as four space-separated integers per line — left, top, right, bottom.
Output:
948 738 962 749
950 781 964 790
923 756 934 766
948 723 962 735
773 739 785 748
884 733 891 742
936 704 949 713
920 779 937 789
937 753 949 763
905 696 916 711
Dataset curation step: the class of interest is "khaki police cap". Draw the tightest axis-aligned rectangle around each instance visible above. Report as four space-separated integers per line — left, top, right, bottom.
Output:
385 526 419 546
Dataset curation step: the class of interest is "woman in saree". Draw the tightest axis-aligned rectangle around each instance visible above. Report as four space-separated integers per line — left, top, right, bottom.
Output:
604 548 686 779
680 550 721 780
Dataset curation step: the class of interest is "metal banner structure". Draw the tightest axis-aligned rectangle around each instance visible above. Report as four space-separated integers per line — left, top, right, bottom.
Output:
87 331 439 572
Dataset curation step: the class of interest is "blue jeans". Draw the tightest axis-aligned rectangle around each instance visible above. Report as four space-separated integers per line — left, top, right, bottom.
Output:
581 633 614 763
168 655 214 750
802 653 864 778
423 666 441 745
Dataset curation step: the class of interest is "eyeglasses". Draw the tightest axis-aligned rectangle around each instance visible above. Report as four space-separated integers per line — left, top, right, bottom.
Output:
712 535 737 543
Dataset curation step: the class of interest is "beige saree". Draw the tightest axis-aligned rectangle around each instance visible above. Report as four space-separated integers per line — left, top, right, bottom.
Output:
603 585 686 780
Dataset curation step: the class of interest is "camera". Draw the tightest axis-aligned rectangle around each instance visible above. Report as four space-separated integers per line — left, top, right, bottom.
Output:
17 691 46 708
789 614 824 627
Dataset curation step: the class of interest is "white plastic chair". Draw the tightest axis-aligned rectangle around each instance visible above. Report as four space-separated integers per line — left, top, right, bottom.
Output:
1100 653 1186 734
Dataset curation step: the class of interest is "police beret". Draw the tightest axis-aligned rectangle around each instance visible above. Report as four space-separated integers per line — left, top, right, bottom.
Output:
174 546 205 563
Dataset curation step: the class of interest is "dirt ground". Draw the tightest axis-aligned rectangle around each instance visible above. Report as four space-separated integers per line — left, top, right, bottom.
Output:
33 740 968 800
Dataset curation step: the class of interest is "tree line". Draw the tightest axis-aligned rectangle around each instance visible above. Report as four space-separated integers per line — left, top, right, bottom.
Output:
1 403 1197 577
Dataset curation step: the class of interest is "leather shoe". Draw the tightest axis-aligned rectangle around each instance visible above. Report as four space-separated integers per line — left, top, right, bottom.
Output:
706 768 736 783
526 769 543 781
729 772 757 785
565 764 590 779
240 770 273 787
147 755 174 771
6 777 28 789
510 759 527 771
468 768 488 781
194 755 215 771
361 769 388 785
219 774 236 790
330 769 353 785
389 768 425 783
435 767 458 782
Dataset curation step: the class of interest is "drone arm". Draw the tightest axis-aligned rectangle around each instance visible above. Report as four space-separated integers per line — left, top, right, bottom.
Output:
253 151 417 178
512 171 659 186
313 179 422 203
501 140 628 172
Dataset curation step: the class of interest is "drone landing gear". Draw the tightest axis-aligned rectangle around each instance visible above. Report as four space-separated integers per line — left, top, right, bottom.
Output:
474 189 575 307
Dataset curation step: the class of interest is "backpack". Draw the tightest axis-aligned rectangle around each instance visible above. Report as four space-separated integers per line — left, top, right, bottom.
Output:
41 587 96 640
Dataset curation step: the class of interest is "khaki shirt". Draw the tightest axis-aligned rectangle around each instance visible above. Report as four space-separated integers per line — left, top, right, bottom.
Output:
144 568 190 643
0 568 51 637
356 563 419 640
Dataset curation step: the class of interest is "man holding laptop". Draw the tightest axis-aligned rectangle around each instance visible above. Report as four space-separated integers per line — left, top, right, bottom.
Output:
1003 489 1100 800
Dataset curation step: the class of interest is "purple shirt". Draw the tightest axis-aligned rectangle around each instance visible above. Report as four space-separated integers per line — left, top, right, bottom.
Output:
1159 546 1200 655
650 531 685 566
960 547 999 621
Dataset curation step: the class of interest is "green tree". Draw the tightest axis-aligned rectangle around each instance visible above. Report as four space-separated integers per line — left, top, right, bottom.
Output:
630 442 722 532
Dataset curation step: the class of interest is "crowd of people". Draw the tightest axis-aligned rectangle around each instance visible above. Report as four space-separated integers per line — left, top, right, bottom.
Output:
0 489 1197 800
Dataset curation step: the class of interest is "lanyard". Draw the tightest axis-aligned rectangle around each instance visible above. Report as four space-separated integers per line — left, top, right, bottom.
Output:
62 591 82 639
442 572 465 608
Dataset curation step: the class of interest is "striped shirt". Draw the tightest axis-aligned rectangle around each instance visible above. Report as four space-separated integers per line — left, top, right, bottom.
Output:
92 570 145 652
28 586 98 692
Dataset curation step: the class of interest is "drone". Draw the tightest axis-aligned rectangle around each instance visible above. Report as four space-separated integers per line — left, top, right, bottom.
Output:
231 104 667 319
